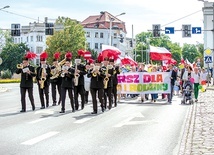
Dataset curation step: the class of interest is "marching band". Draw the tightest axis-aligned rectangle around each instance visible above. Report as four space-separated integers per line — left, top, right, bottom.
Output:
16 51 121 114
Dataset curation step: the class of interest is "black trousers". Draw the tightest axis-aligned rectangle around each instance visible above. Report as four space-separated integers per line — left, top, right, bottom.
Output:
20 87 35 111
90 88 104 112
112 85 117 106
61 87 74 111
85 91 89 103
51 82 61 104
104 87 112 109
38 83 49 107
74 85 85 109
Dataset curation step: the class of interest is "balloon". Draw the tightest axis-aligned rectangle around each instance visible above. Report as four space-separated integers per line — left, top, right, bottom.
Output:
179 64 184 69
198 85 202 89
201 80 206 85
190 78 194 84
201 87 205 92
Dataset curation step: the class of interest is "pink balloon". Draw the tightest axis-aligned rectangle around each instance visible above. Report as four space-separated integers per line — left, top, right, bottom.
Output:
190 78 194 83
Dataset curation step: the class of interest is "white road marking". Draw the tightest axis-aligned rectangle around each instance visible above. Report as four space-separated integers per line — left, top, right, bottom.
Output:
28 118 51 124
113 116 135 127
21 131 59 145
74 117 94 124
35 109 54 114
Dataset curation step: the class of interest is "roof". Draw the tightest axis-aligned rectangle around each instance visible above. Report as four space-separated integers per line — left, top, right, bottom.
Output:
81 11 126 33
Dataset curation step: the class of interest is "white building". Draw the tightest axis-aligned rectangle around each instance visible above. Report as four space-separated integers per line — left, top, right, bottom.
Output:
12 22 47 65
81 11 130 56
202 1 214 68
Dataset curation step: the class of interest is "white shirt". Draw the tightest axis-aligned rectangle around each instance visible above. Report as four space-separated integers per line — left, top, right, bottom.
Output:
200 72 208 81
191 72 200 83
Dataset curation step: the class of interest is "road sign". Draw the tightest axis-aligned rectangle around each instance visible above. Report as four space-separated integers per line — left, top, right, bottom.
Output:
204 56 212 63
165 27 174 34
204 48 212 56
192 27 201 34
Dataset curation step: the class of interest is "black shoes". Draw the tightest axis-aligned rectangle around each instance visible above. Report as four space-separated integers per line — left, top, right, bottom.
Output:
40 106 45 109
32 106 35 111
59 110 65 113
91 111 97 114
20 110 26 112
72 109 75 112
52 103 56 106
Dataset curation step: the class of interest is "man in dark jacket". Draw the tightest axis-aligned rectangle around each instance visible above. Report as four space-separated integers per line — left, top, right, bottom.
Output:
166 64 177 103
16 54 36 112
87 60 105 114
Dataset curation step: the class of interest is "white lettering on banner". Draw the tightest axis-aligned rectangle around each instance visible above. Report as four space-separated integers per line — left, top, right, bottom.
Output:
116 72 171 94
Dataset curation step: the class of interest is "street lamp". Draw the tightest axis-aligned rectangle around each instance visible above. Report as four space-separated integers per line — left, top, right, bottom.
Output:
109 12 125 46
0 5 10 10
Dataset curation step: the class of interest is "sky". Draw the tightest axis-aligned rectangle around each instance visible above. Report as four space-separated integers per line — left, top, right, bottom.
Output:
0 0 212 45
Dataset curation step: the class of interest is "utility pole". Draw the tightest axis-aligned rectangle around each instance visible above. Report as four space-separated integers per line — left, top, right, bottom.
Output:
132 24 135 61
213 2 214 85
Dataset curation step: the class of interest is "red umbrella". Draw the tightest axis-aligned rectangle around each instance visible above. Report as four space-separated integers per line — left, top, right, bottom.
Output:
166 59 177 65
121 58 137 66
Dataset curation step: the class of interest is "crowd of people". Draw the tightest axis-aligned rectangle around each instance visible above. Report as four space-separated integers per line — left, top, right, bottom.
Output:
16 51 210 114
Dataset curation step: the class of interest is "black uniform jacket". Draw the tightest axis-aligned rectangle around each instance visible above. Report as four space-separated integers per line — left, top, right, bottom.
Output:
166 69 177 85
61 68 74 88
87 67 105 89
112 66 121 85
16 65 36 88
73 64 87 86
36 65 51 87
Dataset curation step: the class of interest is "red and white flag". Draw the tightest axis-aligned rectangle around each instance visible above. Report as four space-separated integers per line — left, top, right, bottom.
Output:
149 45 171 61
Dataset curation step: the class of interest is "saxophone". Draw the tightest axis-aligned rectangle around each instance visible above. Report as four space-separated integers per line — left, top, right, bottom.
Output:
103 65 113 89
92 65 100 77
74 59 81 86
40 66 46 89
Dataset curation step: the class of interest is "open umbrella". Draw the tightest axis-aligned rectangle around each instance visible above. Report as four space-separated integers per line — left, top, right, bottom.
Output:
121 57 137 66
101 49 120 60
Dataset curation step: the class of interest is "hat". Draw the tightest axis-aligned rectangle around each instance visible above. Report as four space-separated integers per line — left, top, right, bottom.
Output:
40 51 48 61
97 53 103 63
23 51 37 61
53 52 60 61
65 52 72 62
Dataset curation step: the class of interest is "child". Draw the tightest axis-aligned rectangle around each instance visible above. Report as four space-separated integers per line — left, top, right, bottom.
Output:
174 77 180 95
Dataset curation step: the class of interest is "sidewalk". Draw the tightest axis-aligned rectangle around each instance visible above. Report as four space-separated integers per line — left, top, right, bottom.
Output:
0 86 8 93
178 87 214 155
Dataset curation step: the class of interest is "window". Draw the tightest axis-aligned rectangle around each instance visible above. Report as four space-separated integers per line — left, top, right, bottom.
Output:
36 59 40 66
18 38 20 43
100 32 104 38
30 47 34 52
95 32 99 38
27 36 29 42
95 43 98 49
87 42 90 49
36 36 43 42
21 37 23 43
36 46 43 54
100 43 103 49
113 44 117 47
14 38 17 44
30 36 33 42
86 32 90 37
113 33 117 38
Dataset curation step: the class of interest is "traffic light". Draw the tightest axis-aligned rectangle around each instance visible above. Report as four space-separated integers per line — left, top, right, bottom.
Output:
130 40 133 47
152 24 161 37
11 24 20 36
45 23 54 35
182 24 191 38
119 34 124 43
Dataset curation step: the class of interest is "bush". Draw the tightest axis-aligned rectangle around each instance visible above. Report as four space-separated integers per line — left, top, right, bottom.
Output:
0 79 20 83
0 70 12 79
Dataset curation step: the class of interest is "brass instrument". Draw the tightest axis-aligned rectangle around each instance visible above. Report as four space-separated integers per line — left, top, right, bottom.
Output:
61 65 68 77
50 65 61 79
17 63 23 69
58 58 66 66
103 65 113 89
92 66 100 77
40 65 47 89
74 59 81 86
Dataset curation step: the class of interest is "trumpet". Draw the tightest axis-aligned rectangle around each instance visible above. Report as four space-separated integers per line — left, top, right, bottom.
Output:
17 63 23 69
92 66 100 77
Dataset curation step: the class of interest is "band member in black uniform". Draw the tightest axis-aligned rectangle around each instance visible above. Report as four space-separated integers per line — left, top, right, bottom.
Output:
88 59 105 114
36 51 51 109
73 57 87 110
16 52 36 112
60 52 75 113
109 58 120 107
84 59 93 104
103 57 114 110
50 52 62 106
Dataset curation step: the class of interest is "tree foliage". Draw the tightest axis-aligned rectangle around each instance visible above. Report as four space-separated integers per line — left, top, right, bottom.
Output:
182 43 201 63
46 16 86 62
0 42 29 74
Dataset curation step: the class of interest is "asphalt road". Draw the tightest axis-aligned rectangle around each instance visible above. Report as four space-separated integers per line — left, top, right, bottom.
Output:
0 83 190 155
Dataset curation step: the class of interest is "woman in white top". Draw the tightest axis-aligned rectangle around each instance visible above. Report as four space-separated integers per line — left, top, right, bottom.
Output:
192 67 200 102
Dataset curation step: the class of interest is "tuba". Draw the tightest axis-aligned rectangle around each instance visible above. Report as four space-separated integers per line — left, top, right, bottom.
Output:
74 59 81 86
40 64 47 89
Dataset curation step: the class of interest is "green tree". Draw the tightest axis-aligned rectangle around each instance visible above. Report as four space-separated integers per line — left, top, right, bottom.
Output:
87 48 97 60
0 42 29 74
182 43 201 63
46 16 86 62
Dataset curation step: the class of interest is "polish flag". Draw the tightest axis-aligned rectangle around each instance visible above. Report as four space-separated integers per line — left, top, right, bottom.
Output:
149 45 171 61
102 44 122 55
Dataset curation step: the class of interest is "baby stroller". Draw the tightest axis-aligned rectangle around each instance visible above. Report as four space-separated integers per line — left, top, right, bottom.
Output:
181 80 194 104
